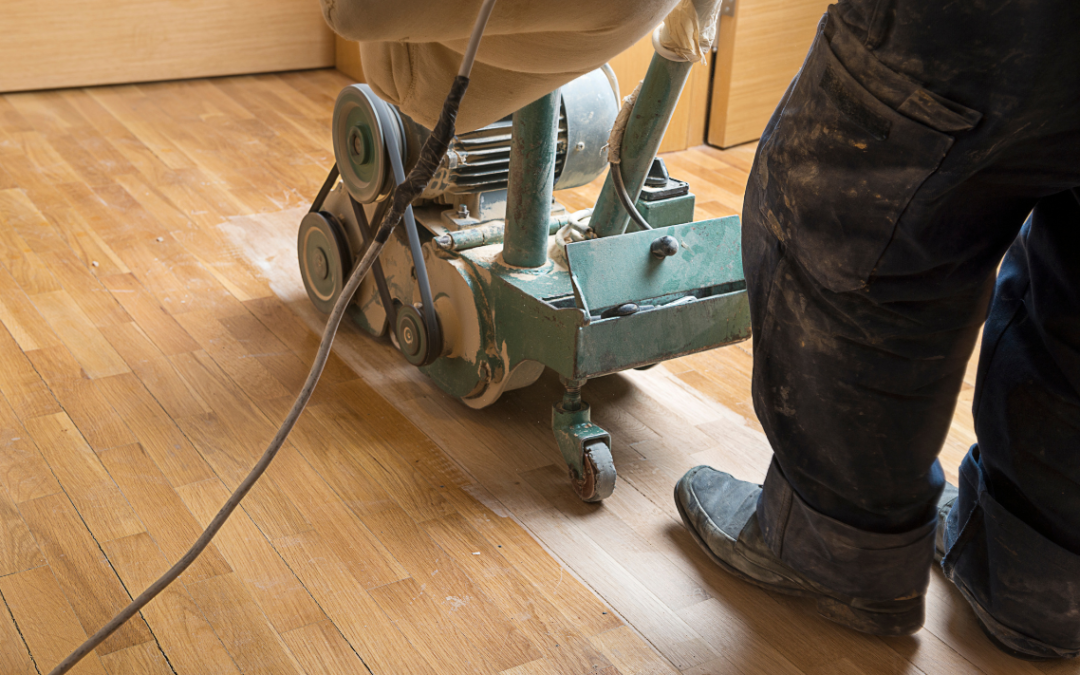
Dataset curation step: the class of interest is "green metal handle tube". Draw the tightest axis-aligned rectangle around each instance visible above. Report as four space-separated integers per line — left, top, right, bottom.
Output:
591 55 694 238
502 90 560 267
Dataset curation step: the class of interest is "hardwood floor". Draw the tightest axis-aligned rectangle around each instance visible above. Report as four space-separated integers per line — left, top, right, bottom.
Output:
0 69 1068 675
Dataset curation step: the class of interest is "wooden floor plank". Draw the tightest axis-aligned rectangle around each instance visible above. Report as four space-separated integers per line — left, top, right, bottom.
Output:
590 626 680 675
270 528 440 675
517 506 720 672
176 477 328 635
30 290 130 379
187 572 305 675
446 485 624 638
0 319 61 421
369 577 503 675
361 505 545 672
0 482 43 576
98 642 174 675
0 595 37 675
0 261 62 352
280 619 373 675
24 412 143 542
424 511 621 675
97 443 233 582
0 70 1052 675
25 345 138 451
98 272 200 356
0 565 110 675
92 371 216 487
18 492 152 654
102 532 242 675
0 395 61 504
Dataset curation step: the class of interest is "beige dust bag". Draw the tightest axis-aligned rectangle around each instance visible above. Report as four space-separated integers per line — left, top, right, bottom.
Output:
320 0 698 131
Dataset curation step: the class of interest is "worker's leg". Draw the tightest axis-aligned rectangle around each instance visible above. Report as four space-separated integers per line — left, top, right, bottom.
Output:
940 193 1080 658
678 0 1080 638
742 4 1031 604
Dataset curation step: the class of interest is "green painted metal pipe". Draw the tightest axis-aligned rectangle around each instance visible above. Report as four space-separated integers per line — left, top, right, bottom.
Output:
502 90 560 267
434 215 572 252
590 55 694 238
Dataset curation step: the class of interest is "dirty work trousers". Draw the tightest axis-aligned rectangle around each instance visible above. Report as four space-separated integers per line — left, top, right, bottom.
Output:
745 0 1080 654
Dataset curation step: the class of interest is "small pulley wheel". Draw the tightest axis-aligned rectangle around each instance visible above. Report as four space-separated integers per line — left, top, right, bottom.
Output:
333 84 402 204
298 211 352 314
395 303 442 367
570 440 616 502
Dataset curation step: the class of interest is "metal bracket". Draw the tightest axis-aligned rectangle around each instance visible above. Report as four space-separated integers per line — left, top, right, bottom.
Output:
721 0 735 17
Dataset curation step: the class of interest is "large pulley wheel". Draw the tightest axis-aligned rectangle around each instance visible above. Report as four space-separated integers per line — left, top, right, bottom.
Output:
333 84 402 204
570 440 616 503
298 211 352 314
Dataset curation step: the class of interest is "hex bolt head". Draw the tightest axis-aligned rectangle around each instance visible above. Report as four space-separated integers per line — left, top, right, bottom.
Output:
650 235 680 259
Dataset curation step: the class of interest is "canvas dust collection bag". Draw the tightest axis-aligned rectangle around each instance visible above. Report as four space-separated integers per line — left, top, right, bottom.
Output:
320 0 718 131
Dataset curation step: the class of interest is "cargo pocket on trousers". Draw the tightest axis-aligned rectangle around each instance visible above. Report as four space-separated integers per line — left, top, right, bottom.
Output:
755 24 977 293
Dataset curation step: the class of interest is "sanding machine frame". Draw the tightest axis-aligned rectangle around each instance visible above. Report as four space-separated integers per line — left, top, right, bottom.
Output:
299 47 750 502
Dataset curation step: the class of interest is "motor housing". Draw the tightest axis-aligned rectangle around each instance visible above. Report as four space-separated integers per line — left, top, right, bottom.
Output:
332 68 619 225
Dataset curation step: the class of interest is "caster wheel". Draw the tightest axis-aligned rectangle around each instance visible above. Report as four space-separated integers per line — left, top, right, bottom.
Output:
298 211 352 314
570 440 616 503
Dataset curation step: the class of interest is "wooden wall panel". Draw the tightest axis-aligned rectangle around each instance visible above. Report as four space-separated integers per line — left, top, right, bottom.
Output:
607 34 713 154
707 0 831 148
0 0 335 93
335 37 365 83
333 34 710 153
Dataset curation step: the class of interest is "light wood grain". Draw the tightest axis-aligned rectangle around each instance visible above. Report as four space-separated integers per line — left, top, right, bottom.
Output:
0 596 37 675
0 565 110 675
18 492 151 654
0 0 334 93
0 482 43 576
98 642 174 675
103 532 244 674
281 619 372 675
0 70 1057 675
709 0 832 147
23 412 144 542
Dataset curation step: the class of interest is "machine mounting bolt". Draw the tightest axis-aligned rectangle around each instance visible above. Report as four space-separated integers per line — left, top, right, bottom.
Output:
650 235 680 259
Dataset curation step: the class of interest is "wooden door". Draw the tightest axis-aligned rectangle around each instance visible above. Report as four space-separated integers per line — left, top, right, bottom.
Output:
707 0 831 148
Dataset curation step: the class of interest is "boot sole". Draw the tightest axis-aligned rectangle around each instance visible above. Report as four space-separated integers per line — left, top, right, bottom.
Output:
675 484 924 636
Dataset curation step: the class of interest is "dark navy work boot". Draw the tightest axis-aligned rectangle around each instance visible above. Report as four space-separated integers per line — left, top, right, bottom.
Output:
675 465 925 636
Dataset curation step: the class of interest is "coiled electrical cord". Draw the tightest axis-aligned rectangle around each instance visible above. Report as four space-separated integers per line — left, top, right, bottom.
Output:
46 1 497 672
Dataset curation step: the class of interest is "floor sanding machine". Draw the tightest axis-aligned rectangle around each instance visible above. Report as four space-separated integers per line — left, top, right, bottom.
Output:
298 44 751 502
46 3 749 671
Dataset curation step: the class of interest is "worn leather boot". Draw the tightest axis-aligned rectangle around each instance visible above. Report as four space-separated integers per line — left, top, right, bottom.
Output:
675 465 925 636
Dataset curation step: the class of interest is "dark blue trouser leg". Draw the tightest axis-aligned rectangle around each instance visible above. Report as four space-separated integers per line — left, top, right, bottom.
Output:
942 194 1080 657
741 0 1080 651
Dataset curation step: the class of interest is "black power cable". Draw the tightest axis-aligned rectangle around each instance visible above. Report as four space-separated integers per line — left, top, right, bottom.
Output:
45 1 498 672
610 160 653 231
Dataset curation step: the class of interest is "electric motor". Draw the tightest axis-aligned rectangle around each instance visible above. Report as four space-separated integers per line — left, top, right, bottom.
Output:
332 68 620 210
